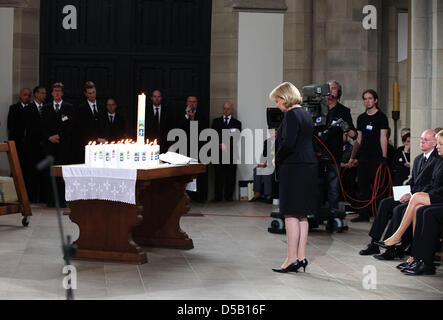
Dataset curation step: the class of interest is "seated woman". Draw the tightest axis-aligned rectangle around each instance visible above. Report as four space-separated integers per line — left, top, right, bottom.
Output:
392 133 411 186
376 130 443 250
250 129 276 203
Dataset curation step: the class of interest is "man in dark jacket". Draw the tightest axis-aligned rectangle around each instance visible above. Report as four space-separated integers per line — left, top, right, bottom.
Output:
103 98 127 142
359 129 438 258
7 88 32 179
75 81 106 163
212 102 242 202
25 86 47 202
41 82 75 207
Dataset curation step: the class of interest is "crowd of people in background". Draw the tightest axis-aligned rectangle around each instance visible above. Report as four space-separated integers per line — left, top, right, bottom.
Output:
6 81 206 207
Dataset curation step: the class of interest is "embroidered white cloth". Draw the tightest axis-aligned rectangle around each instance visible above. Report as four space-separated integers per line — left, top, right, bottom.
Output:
62 165 138 205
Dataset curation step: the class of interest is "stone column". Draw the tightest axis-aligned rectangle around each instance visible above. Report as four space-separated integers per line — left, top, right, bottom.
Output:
312 0 381 121
284 0 313 88
12 0 40 102
0 8 15 175
409 0 443 159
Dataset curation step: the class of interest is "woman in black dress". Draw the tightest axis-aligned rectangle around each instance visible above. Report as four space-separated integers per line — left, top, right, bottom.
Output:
269 82 318 273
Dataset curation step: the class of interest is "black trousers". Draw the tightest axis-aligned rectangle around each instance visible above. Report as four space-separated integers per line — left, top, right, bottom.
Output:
368 196 400 241
411 204 443 266
357 159 380 219
214 164 237 200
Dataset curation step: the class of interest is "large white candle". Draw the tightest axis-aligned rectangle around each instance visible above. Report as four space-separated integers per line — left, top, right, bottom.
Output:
137 93 146 145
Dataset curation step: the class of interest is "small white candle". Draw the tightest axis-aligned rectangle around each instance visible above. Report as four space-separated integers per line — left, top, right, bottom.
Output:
137 93 146 145
85 141 92 166
152 140 160 166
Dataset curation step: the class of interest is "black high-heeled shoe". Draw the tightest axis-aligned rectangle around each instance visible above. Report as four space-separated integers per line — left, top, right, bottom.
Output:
374 240 402 250
272 260 300 273
295 259 308 272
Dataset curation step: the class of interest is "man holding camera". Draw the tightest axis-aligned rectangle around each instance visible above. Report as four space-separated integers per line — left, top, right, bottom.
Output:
320 81 356 211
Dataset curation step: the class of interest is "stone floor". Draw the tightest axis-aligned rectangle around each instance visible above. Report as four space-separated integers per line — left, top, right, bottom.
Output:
0 201 442 300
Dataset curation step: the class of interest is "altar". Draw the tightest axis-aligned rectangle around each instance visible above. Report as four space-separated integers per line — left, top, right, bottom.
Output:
52 163 206 264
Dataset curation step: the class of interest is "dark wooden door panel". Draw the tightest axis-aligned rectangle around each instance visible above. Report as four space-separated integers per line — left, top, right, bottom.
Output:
40 0 211 125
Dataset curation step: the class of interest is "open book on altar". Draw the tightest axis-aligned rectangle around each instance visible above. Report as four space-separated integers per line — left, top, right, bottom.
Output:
160 152 198 165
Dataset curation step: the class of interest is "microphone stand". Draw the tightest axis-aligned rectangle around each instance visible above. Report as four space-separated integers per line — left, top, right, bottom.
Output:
37 156 77 300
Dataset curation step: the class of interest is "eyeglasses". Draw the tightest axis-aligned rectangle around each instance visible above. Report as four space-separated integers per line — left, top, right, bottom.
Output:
420 138 433 143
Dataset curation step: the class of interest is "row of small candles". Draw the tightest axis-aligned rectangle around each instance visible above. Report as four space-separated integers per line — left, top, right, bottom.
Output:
85 139 160 169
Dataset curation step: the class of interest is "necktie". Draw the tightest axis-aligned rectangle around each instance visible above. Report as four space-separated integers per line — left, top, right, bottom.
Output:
55 104 60 113
93 104 98 119
109 115 114 124
419 156 427 173
224 117 228 126
154 108 160 128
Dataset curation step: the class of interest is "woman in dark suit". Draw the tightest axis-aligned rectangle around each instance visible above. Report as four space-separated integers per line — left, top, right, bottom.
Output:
270 82 318 273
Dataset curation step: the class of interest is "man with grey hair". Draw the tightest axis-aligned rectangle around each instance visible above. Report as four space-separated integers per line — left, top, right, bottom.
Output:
212 102 242 202
359 129 438 259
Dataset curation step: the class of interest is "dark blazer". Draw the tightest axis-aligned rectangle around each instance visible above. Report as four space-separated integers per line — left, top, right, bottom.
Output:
41 101 76 165
212 116 242 164
422 156 443 203
145 105 175 152
103 112 127 142
76 101 106 145
277 107 317 165
24 102 45 156
7 102 28 154
407 149 439 194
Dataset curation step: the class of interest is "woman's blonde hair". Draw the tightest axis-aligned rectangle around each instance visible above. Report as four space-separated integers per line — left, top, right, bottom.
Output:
436 130 443 141
269 82 303 107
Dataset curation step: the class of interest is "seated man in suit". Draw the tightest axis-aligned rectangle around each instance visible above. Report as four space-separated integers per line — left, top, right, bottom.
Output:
398 204 443 275
250 129 276 203
41 82 75 207
103 98 127 142
359 129 438 259
75 81 106 163
212 102 242 202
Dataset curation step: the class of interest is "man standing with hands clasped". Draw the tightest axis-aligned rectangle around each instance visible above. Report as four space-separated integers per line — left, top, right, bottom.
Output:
348 89 390 222
212 102 242 202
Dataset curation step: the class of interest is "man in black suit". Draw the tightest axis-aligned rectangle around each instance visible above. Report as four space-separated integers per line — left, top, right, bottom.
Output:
145 90 175 153
181 96 207 202
103 98 127 142
359 129 438 258
24 86 47 203
212 102 242 202
75 81 106 163
400 204 443 275
41 82 75 207
7 88 32 178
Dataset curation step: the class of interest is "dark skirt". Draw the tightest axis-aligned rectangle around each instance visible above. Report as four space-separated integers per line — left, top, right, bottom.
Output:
430 193 443 205
279 163 318 216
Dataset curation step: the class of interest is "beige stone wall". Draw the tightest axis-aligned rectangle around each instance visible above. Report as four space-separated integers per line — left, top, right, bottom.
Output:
210 1 239 121
311 0 381 122
283 0 312 88
12 0 39 102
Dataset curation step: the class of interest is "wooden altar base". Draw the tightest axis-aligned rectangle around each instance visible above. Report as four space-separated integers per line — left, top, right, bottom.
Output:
53 164 205 264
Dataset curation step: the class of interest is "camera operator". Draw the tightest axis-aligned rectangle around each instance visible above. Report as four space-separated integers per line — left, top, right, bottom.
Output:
319 81 356 210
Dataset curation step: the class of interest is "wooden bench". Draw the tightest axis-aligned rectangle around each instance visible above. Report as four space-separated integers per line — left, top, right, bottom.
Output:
0 141 32 226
